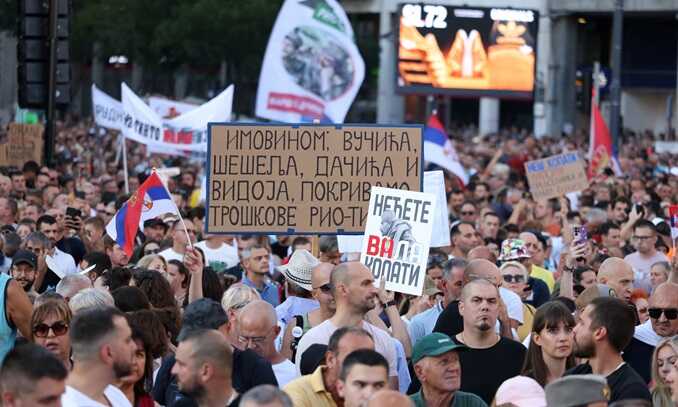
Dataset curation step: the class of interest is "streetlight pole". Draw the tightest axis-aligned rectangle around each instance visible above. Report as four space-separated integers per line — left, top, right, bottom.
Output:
609 0 624 150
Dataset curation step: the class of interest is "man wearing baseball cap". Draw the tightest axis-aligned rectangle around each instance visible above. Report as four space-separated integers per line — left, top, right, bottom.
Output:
410 333 487 407
10 249 38 294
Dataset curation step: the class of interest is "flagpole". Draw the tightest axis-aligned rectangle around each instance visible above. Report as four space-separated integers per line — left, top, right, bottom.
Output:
122 134 130 194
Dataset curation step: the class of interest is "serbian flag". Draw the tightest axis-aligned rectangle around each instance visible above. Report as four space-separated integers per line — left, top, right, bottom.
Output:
588 90 622 178
670 205 678 240
105 172 178 256
424 114 469 185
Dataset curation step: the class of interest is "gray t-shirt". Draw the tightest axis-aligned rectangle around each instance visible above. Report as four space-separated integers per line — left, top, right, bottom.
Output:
624 251 668 292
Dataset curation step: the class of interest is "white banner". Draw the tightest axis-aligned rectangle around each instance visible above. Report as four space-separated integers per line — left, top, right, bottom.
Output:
121 83 234 155
92 85 124 130
149 96 198 118
360 187 436 296
423 171 451 247
255 0 364 123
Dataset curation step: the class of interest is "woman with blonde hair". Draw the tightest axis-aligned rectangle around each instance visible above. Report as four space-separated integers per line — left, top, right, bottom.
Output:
221 284 261 348
499 260 536 341
136 254 167 274
652 336 678 407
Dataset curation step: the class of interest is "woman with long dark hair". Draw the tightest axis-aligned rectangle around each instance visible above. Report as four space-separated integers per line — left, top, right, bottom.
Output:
522 301 576 386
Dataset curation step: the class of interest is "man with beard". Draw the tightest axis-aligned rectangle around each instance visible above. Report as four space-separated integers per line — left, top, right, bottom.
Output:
450 222 479 259
566 297 651 403
294 262 398 389
172 329 235 407
623 282 678 383
10 249 38 294
451 279 525 404
61 306 136 407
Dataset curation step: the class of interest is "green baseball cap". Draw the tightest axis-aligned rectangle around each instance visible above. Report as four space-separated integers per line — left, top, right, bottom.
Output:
412 333 468 364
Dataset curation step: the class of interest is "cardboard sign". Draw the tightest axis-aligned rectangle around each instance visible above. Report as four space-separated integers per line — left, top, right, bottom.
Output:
0 123 44 167
525 152 589 201
206 124 422 234
360 187 436 296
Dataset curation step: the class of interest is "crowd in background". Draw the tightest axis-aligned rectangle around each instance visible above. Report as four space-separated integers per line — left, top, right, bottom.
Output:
0 118 676 407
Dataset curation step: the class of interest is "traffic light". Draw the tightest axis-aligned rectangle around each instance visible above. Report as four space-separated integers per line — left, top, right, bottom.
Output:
17 0 70 108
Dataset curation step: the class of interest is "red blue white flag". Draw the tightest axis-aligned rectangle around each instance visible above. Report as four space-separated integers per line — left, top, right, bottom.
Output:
423 114 468 185
105 172 178 256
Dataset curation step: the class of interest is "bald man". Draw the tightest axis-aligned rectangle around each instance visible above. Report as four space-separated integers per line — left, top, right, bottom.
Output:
597 257 634 303
623 282 678 383
433 259 523 341
239 300 299 387
467 246 495 263
368 390 414 407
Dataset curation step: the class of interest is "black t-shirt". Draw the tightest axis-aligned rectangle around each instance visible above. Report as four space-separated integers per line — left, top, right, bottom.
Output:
37 267 62 293
622 337 654 384
454 336 526 404
153 348 278 407
433 300 464 338
57 237 86 265
271 242 289 260
565 362 651 403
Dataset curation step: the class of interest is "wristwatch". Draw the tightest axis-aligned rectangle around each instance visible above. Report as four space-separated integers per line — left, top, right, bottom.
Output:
384 300 397 308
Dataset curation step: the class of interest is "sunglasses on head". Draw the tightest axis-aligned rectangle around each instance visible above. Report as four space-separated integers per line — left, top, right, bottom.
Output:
649 308 678 320
33 321 68 338
502 274 526 284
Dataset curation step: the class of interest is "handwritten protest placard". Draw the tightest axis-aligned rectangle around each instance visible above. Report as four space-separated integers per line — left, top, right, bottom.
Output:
525 152 589 201
359 187 435 296
0 123 44 167
206 124 422 234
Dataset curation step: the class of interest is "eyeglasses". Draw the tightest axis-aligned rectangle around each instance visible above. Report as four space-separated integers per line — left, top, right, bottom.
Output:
649 308 678 320
460 211 475 216
144 248 160 255
33 321 69 338
502 274 526 284
238 328 274 346
633 235 655 241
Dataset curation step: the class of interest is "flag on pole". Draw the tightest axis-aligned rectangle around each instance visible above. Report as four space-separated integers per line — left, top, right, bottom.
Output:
423 114 469 185
105 172 178 256
670 204 678 240
588 89 622 178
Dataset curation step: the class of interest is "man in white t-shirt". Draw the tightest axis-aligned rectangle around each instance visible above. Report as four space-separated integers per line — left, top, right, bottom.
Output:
238 300 299 387
159 219 197 263
195 234 239 273
624 220 668 293
61 306 136 407
295 262 399 389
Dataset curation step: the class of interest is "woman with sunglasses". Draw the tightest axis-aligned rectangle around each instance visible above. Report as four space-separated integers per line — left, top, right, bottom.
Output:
31 297 72 370
521 301 576 387
499 261 536 341
651 336 678 407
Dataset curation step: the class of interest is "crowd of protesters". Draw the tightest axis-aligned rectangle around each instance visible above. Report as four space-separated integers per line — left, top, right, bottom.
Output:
0 118 677 407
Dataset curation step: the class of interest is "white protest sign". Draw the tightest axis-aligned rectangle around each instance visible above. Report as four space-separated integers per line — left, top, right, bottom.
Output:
92 85 124 130
149 96 197 118
255 0 364 123
148 85 234 156
122 83 234 155
338 235 363 254
424 171 450 247
360 187 436 296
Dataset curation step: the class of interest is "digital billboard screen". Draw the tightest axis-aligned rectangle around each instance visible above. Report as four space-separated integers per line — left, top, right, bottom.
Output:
397 4 538 99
